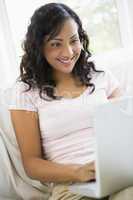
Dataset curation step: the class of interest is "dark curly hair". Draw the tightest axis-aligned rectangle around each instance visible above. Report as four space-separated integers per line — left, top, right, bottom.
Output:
20 3 104 100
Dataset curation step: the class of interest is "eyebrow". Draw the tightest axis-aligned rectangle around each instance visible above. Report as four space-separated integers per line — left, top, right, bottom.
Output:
51 34 78 41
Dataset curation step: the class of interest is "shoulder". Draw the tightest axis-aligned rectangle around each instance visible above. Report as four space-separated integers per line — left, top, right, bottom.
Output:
91 68 120 97
12 80 41 98
12 80 34 93
92 68 118 83
8 81 39 112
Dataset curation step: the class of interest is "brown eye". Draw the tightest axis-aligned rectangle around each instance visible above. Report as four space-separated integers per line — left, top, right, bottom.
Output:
71 39 80 44
51 42 61 47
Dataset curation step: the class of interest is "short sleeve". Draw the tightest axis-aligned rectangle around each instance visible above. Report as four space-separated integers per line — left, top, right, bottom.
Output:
103 69 120 97
8 81 38 112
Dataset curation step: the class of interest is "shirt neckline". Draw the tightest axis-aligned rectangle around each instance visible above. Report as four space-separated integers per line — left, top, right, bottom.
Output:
61 86 90 100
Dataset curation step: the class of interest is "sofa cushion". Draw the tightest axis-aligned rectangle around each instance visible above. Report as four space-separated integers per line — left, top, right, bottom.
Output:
0 89 17 145
0 89 50 199
92 46 133 96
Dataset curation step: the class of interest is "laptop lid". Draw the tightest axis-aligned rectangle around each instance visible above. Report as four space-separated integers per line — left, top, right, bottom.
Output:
69 96 133 198
95 96 133 197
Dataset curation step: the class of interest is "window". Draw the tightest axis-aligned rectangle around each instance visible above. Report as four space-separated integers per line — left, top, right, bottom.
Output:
55 0 122 53
68 0 122 54
4 0 123 63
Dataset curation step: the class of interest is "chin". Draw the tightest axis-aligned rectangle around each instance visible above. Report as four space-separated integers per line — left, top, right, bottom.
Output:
63 67 74 74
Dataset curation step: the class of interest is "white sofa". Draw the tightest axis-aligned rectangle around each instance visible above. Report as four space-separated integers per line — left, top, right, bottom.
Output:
0 47 133 199
0 90 50 199
92 46 133 96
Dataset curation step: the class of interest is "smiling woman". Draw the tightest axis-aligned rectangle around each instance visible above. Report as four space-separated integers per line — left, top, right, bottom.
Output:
6 3 132 200
43 19 81 77
19 3 103 101
6 2 133 200
0 0 133 199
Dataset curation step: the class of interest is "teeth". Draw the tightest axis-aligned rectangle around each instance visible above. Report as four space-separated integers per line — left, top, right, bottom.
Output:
58 56 75 64
58 59 71 63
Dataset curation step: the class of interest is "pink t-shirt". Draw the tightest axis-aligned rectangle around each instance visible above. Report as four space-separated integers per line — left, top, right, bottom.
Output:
8 70 119 164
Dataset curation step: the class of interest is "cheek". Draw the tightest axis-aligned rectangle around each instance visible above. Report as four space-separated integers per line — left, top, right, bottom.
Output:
74 44 82 54
43 47 57 60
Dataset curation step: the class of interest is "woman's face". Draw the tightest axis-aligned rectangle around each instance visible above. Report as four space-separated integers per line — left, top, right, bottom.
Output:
43 19 82 75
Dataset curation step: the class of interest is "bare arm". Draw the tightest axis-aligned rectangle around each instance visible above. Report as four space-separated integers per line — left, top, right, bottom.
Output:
10 110 95 183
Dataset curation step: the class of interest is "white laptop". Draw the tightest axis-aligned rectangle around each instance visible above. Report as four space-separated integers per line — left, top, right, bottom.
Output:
69 96 133 198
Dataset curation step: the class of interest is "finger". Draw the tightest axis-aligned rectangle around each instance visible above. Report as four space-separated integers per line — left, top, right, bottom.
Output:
85 161 95 167
84 162 95 171
88 171 96 181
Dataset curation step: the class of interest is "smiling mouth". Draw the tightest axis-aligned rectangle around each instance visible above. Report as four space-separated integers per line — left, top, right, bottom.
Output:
57 55 77 64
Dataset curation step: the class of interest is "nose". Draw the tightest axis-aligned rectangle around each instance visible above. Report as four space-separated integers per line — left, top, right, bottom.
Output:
61 45 74 58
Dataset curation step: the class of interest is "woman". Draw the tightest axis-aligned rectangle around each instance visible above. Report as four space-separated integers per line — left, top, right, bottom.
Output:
9 3 132 200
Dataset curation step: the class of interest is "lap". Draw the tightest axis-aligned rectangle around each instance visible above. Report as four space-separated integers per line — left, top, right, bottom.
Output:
109 186 133 200
49 184 133 200
49 184 108 200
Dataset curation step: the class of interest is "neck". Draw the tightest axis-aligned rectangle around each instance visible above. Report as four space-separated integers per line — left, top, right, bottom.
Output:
53 71 86 98
53 71 76 87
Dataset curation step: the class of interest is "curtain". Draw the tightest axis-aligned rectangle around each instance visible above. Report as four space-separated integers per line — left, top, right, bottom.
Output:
0 0 18 90
116 0 133 46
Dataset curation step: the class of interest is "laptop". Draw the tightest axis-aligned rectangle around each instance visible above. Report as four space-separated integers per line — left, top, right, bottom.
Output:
69 96 133 198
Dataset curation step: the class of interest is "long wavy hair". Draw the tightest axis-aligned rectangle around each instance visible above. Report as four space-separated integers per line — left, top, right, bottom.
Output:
20 3 104 100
